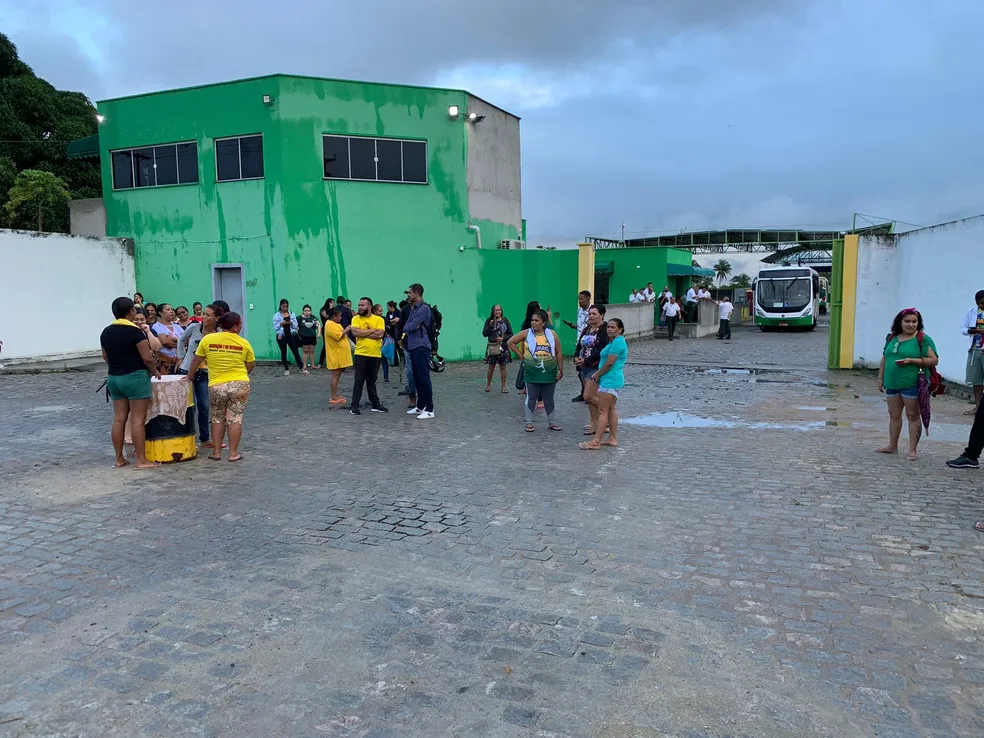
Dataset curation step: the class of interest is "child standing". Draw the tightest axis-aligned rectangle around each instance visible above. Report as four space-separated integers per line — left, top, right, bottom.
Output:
297 304 321 371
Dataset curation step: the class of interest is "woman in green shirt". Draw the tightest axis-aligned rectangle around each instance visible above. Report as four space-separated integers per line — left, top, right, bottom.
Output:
508 309 563 432
877 308 939 461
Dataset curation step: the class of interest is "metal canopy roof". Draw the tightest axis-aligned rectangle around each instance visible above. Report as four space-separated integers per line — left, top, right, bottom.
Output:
66 134 99 159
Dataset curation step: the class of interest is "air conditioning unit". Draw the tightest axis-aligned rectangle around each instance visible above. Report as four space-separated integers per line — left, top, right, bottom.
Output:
499 239 526 250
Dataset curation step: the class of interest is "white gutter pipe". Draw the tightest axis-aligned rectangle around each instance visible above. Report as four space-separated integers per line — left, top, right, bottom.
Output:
466 223 482 250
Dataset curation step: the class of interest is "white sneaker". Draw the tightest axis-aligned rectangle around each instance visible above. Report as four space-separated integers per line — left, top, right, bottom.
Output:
284 370 290 376
406 407 421 415
417 411 435 420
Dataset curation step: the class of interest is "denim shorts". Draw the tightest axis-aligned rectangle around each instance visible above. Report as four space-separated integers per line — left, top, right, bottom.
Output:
885 387 918 399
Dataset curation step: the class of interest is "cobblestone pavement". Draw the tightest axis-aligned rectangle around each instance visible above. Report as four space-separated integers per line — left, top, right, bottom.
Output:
2 327 984 737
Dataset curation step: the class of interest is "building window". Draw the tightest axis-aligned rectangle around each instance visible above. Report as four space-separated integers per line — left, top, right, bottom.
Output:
322 135 427 184
110 141 199 190
216 134 264 182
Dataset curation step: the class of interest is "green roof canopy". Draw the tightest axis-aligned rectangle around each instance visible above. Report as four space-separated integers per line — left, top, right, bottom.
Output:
67 134 99 159
594 260 615 276
667 264 715 277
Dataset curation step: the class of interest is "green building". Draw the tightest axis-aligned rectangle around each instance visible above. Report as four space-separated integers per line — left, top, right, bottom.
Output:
85 73 551 360
70 73 705 359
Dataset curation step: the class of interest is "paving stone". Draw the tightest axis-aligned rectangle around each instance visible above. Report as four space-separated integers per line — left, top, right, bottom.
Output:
502 704 539 728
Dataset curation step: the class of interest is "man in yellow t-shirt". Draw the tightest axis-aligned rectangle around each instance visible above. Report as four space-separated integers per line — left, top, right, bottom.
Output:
348 297 388 415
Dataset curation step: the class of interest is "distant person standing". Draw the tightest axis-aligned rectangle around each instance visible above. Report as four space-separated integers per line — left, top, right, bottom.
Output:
273 299 304 375
685 283 698 322
629 288 644 303
663 296 682 341
716 296 734 340
323 307 353 406
482 304 513 393
642 282 656 302
563 290 592 401
508 309 564 433
403 283 436 419
100 296 161 469
961 290 984 415
297 304 321 373
348 297 388 416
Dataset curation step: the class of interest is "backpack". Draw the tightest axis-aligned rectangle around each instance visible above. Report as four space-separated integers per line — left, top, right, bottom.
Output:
427 304 442 347
885 331 945 397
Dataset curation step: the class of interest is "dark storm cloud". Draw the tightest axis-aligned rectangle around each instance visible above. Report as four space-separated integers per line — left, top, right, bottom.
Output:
4 0 983 264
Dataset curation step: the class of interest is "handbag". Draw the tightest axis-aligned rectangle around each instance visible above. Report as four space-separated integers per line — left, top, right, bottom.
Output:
515 361 526 390
916 332 945 397
486 343 503 357
382 336 395 363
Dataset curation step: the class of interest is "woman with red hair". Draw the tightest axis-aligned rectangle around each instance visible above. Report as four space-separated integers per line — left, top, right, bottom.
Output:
877 308 939 461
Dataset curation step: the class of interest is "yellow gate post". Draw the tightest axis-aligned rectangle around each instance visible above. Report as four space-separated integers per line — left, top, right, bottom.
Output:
838 234 860 369
577 242 595 298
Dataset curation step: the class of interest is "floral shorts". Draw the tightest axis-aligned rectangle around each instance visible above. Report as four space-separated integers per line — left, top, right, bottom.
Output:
209 381 251 424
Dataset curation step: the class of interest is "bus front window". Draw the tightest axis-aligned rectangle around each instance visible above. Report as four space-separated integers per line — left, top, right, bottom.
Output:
757 278 812 311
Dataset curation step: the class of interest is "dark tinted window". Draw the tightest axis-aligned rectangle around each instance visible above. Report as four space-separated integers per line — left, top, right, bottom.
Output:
112 150 133 189
402 141 426 183
132 147 155 187
176 143 199 184
323 136 350 178
154 145 178 186
375 138 402 181
239 135 263 179
215 138 241 181
350 137 376 180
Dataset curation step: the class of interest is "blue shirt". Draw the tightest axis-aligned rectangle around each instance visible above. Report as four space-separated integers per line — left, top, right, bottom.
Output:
403 301 433 351
273 311 298 339
599 335 627 390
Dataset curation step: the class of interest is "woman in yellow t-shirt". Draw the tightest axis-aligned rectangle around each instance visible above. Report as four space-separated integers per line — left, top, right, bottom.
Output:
186 312 255 462
323 306 354 405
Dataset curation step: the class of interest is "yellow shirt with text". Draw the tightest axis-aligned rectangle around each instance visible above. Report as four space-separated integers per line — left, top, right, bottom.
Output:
351 314 385 358
195 332 255 386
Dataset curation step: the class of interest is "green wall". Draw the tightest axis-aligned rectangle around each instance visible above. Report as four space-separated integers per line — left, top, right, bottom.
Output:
97 74 524 361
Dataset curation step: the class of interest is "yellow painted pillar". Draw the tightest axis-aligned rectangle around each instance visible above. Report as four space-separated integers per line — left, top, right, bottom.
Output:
577 242 595 298
838 233 860 369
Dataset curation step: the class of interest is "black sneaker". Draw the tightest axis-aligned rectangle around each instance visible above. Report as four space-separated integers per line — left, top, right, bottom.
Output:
349 407 361 415
371 405 389 413
946 456 979 469
398 390 409 396
572 394 584 403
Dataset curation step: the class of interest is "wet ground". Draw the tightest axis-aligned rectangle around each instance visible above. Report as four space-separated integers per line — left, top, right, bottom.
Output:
2 323 983 737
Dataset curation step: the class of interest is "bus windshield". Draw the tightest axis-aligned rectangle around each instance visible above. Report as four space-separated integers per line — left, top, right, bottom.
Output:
757 277 811 311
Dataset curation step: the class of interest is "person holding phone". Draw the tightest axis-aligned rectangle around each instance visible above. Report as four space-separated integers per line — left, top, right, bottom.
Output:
877 308 939 461
273 299 303 375
482 304 513 393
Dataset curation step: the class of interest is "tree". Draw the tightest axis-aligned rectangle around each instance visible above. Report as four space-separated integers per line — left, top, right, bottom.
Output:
4 169 71 232
729 273 752 289
0 33 100 232
691 259 701 268
713 259 733 286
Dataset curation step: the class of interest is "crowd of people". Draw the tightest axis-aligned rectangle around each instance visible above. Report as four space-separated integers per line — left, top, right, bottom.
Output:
101 283 984 530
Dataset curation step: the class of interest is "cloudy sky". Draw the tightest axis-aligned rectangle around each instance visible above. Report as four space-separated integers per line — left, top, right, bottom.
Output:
4 0 982 274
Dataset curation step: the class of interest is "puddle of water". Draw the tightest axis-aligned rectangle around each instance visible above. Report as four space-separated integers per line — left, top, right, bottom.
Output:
798 406 828 411
624 412 836 432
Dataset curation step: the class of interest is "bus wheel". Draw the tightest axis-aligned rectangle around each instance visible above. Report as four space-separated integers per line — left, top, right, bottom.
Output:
807 319 817 332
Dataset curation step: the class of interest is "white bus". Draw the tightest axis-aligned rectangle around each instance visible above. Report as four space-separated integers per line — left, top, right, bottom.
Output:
753 266 819 331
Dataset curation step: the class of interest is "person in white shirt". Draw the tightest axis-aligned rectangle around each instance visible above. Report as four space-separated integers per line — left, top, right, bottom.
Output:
642 282 656 302
684 284 698 322
563 290 593 402
715 296 734 340
697 287 711 300
961 289 984 414
629 288 644 303
662 296 683 341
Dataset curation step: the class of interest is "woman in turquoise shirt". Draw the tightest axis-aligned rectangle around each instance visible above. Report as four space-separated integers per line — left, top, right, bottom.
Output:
580 318 627 450
877 308 939 461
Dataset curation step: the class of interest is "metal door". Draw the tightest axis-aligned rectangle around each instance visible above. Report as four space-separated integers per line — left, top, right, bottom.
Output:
211 264 247 337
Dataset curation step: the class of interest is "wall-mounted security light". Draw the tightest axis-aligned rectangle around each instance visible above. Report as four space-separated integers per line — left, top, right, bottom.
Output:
467 112 485 123
448 105 460 119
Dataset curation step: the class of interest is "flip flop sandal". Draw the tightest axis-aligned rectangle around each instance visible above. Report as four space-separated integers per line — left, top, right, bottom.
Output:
484 387 491 392
548 424 562 431
975 522 984 533
578 442 600 451
228 454 245 462
501 388 509 393
583 429 595 435
525 424 535 432
208 455 222 461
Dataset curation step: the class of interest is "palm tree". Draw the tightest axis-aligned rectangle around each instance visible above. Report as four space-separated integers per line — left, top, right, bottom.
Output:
713 259 732 287
729 273 752 289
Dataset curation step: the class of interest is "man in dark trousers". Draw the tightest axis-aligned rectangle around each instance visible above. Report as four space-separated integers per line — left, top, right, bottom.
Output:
403 283 435 419
947 400 984 470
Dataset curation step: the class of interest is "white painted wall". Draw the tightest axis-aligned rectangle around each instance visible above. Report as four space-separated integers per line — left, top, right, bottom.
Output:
854 215 984 384
465 95 522 234
0 229 135 362
604 302 656 341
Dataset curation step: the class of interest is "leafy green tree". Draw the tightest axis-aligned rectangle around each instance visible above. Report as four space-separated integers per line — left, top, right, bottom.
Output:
0 33 100 232
691 259 701 268
4 169 71 231
713 259 733 286
729 273 752 289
